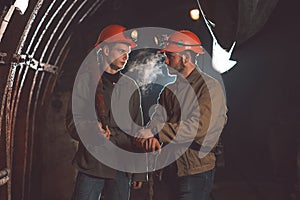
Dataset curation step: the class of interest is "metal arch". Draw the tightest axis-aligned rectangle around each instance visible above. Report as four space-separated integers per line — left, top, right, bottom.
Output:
9 0 47 160
42 0 104 104
11 0 67 152
10 64 25 151
1 64 15 200
89 0 108 19
1 0 45 199
39 34 72 106
0 0 106 199
25 0 88 196
26 0 58 54
16 0 45 55
40 34 72 105
43 0 106 105
44 0 87 62
5 62 18 200
78 0 106 24
27 0 83 158
23 69 41 200
31 0 69 57
20 0 73 198
0 64 13 138
54 33 72 66
9 64 30 198
52 0 104 65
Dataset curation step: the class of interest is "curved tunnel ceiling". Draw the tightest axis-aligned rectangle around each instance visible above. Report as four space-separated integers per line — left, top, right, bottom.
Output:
5 0 280 67
0 0 280 199
1 0 281 92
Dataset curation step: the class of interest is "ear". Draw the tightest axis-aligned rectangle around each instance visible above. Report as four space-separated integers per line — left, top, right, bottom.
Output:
182 52 191 64
102 45 110 56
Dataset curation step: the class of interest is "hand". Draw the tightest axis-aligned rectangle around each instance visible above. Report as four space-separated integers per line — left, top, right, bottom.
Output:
131 181 143 189
134 129 154 149
133 137 147 150
99 122 110 139
145 137 161 153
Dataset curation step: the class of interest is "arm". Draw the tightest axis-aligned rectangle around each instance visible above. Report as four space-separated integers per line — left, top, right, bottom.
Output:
126 82 148 183
129 86 144 131
149 79 225 146
68 72 108 145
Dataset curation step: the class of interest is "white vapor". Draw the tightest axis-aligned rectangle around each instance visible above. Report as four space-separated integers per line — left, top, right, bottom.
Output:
128 53 165 93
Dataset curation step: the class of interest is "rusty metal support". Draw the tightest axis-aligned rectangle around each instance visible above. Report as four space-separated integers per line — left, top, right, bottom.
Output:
0 168 9 186
1 53 58 74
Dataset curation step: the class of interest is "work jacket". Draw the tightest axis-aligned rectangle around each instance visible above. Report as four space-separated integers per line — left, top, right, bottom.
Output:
66 50 145 180
149 67 227 177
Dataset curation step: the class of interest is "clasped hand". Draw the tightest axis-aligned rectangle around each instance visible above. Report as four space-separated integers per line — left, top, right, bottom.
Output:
98 122 110 139
134 129 161 152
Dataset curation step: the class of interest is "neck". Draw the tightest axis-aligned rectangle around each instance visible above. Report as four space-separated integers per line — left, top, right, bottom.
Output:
104 66 118 74
103 60 118 74
181 64 196 78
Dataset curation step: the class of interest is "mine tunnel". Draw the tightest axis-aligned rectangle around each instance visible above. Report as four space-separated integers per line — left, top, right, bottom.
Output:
0 0 299 199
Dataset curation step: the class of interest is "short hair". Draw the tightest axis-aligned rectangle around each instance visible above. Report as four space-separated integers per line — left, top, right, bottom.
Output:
180 50 199 64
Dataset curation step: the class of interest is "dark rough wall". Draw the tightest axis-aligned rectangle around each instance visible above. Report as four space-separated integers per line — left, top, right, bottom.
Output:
41 92 77 200
222 0 300 189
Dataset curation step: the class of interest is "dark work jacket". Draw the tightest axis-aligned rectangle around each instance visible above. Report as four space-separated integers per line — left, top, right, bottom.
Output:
66 50 144 180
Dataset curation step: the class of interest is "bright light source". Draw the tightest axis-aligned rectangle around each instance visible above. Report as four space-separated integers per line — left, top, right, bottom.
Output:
131 29 138 41
190 9 200 20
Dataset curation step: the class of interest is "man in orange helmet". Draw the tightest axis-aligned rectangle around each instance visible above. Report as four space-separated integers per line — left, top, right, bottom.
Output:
67 24 145 200
135 30 227 200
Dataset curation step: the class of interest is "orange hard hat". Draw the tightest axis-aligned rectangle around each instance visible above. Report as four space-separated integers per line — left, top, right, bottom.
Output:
163 30 204 54
95 24 137 48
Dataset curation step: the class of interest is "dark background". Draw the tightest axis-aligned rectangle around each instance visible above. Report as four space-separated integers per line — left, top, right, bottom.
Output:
0 0 299 199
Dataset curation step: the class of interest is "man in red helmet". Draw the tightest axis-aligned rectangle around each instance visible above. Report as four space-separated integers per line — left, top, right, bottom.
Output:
135 30 227 200
67 24 145 200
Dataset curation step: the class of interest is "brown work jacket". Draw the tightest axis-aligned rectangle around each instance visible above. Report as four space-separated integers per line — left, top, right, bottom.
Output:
149 67 227 177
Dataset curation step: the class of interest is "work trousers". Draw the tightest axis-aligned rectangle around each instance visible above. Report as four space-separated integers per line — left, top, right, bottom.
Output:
163 163 215 200
72 171 131 200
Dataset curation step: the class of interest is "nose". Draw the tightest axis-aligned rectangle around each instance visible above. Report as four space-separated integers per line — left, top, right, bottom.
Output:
123 53 129 61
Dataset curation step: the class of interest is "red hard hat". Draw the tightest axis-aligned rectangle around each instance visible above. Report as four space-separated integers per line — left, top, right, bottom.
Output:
95 24 137 48
163 30 204 54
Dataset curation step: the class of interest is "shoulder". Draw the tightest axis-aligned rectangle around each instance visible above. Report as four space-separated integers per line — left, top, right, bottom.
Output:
197 71 226 103
119 73 140 89
191 69 221 90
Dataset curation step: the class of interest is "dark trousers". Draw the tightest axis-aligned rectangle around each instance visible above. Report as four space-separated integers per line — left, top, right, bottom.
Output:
163 164 215 200
72 171 131 200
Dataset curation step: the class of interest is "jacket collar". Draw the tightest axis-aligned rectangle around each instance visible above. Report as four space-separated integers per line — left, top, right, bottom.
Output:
185 67 201 84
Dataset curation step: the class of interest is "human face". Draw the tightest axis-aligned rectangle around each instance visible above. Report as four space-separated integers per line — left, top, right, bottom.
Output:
107 43 131 70
164 52 184 73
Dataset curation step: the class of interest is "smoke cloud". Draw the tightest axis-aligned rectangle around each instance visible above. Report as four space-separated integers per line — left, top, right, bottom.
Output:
127 52 165 94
